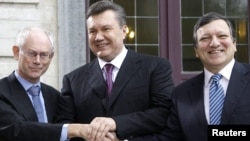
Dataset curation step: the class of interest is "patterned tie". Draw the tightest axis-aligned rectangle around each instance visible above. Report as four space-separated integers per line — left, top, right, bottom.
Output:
104 64 114 96
209 73 224 125
28 85 45 122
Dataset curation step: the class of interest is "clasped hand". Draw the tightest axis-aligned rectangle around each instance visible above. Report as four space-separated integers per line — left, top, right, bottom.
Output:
87 117 120 141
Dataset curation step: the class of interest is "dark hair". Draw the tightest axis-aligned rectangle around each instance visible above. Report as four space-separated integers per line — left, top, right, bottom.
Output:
87 1 126 28
193 12 235 47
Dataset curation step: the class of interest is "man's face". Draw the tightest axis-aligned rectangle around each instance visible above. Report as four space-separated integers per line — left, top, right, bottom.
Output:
194 19 237 73
13 28 54 83
87 10 127 62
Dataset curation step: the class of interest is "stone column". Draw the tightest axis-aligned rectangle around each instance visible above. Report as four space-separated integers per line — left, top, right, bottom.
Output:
58 0 87 89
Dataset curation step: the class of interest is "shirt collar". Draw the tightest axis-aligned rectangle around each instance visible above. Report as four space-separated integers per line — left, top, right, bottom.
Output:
204 59 235 85
14 70 41 91
98 46 128 69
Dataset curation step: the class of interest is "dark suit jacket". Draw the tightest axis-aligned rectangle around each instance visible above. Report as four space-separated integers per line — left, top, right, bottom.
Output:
0 72 63 141
151 61 250 141
57 49 174 140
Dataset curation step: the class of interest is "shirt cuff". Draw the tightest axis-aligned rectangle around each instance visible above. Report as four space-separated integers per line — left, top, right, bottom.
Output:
60 124 69 141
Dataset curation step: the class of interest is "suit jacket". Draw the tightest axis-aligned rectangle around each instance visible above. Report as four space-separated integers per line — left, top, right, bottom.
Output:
152 61 250 141
57 49 174 140
0 72 63 141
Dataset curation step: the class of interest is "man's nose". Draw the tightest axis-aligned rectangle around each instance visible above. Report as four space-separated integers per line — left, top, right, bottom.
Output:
95 32 104 41
209 36 220 47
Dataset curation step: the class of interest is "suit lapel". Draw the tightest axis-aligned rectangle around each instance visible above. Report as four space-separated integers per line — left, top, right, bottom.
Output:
189 73 208 127
221 62 250 124
108 50 140 109
8 73 38 121
88 60 109 109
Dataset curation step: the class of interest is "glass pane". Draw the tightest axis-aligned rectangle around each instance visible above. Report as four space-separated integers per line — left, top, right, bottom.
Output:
235 45 249 63
127 45 136 51
182 18 197 44
125 18 135 44
136 0 158 16
137 18 158 44
182 45 203 71
204 0 226 14
114 0 135 16
137 45 158 56
233 18 248 44
181 0 202 16
227 0 248 16
89 0 100 5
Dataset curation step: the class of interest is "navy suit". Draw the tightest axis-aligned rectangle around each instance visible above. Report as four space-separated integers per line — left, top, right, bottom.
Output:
0 72 63 141
57 49 174 140
149 61 250 141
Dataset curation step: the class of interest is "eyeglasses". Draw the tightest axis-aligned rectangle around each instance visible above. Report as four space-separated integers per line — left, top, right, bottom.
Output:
20 50 53 61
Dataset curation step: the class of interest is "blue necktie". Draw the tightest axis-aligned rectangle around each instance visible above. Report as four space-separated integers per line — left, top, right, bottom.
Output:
28 85 45 122
209 73 224 125
104 64 114 96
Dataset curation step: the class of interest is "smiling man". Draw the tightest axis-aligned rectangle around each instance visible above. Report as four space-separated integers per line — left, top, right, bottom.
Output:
194 15 237 74
144 12 250 141
56 1 174 141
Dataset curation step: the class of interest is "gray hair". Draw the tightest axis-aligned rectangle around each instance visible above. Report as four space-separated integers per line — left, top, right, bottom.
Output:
15 26 54 51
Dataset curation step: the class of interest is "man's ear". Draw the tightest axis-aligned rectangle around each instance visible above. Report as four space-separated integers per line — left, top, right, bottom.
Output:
122 25 128 40
12 46 20 60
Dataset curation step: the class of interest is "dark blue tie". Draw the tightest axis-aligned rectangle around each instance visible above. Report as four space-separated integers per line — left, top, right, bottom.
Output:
28 85 45 122
209 73 224 125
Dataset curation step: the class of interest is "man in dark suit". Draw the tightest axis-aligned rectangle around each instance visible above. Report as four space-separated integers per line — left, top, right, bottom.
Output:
57 1 174 141
0 26 100 141
148 12 250 141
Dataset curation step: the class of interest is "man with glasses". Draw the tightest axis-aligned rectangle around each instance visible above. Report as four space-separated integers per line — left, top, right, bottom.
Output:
0 26 112 141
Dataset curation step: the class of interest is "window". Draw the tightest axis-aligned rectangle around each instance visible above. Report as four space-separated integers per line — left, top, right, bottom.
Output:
114 0 159 56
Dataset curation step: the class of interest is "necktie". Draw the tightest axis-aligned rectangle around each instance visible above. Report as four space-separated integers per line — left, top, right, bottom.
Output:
28 85 45 122
209 73 224 125
104 64 114 96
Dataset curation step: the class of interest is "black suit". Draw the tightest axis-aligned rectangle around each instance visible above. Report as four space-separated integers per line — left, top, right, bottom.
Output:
0 72 63 141
147 61 250 141
57 49 174 140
